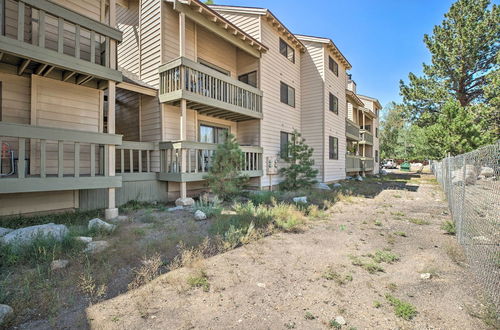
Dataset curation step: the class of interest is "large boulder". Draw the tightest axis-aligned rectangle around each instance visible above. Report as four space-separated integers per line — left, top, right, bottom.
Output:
452 165 477 185
0 223 68 245
0 227 13 237
293 196 307 204
51 259 69 271
88 218 116 233
175 197 195 207
0 304 13 326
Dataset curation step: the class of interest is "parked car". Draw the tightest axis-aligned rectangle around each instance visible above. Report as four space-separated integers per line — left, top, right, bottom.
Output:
383 159 397 169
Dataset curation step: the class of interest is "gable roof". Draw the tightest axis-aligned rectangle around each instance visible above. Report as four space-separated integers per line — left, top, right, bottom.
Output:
210 4 306 53
165 0 268 54
295 34 351 70
358 94 382 110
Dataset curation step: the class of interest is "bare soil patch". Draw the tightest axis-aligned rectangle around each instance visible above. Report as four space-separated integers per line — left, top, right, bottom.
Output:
86 173 493 329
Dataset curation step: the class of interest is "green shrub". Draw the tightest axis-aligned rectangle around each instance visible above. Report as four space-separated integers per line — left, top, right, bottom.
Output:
370 250 400 264
279 130 318 191
441 220 456 235
247 191 278 205
187 270 210 292
204 133 249 201
385 294 418 320
194 199 222 218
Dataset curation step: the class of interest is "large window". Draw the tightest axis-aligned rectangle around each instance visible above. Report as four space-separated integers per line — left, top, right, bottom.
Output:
280 131 292 159
375 127 379 138
198 59 230 76
279 38 295 63
238 71 257 88
280 82 295 107
329 93 338 114
329 136 338 160
329 56 338 76
199 124 229 144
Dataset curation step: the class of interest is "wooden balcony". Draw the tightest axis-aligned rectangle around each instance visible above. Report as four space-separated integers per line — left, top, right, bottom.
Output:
159 57 263 121
157 141 263 182
0 122 122 194
346 155 362 172
0 0 122 84
346 118 360 141
361 157 374 171
116 141 160 182
360 130 374 145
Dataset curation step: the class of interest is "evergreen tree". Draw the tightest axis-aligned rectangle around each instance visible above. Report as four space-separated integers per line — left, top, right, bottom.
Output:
204 0 214 4
279 130 318 191
204 133 248 201
400 0 499 127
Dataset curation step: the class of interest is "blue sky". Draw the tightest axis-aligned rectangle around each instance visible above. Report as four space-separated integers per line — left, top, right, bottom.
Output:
214 0 456 108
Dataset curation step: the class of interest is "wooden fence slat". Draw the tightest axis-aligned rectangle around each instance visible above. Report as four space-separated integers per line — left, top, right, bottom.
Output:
57 17 64 53
74 142 80 178
90 143 95 176
18 138 25 179
40 139 46 178
17 1 24 41
38 10 45 47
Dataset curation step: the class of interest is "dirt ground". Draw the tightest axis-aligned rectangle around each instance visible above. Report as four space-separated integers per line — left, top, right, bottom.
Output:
85 173 492 330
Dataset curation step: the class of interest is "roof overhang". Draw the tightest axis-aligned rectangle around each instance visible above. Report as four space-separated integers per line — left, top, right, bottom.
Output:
358 94 382 110
210 5 306 53
165 0 268 58
296 34 351 69
346 90 364 107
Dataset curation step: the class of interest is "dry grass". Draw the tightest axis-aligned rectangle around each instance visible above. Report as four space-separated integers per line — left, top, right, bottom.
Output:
128 253 164 290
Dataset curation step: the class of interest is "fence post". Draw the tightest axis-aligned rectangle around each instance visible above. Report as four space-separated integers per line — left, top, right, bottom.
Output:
457 156 466 244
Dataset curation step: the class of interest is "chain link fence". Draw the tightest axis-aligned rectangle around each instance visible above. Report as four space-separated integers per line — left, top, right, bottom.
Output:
431 141 499 311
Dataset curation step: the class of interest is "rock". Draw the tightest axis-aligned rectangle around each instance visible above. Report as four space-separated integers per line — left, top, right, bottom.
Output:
51 259 69 271
480 166 494 178
346 176 353 180
420 273 432 280
84 241 110 254
381 169 388 175
88 218 116 233
0 223 69 245
356 175 363 181
335 316 346 325
0 227 13 237
0 304 13 326
292 196 307 204
168 206 184 212
76 236 92 243
200 192 220 204
257 282 266 288
472 236 490 243
477 175 486 180
175 197 195 207
333 183 342 188
452 166 477 185
313 182 332 191
194 210 207 221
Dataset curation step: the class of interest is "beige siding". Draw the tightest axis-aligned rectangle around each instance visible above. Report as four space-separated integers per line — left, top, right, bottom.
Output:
217 12 261 40
323 48 348 182
0 191 76 217
197 25 238 77
300 41 325 180
259 19 302 187
117 0 140 78
0 72 31 124
51 0 102 21
161 3 181 62
141 95 161 171
116 89 140 141
237 120 259 146
140 0 162 87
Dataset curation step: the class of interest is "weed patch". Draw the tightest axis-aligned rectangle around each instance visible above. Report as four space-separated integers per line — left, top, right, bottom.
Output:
322 267 353 285
349 256 385 274
187 269 210 292
409 218 430 225
385 294 418 320
441 221 456 235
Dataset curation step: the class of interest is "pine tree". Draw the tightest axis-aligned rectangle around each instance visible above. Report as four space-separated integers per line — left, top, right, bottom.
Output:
204 133 248 201
279 130 318 191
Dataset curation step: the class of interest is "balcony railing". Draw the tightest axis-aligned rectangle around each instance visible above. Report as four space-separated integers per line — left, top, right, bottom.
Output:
159 57 263 121
0 0 122 82
346 118 360 141
360 130 374 145
346 155 362 172
158 141 263 182
361 157 374 171
0 122 122 193
116 141 160 182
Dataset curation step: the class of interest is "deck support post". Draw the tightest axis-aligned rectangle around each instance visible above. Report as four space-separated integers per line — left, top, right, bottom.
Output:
105 2 119 220
179 99 187 199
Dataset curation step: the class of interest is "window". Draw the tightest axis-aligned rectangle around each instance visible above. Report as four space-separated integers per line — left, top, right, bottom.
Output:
279 38 295 63
238 71 257 88
329 136 338 160
280 131 292 158
375 150 379 162
280 82 295 107
199 124 229 144
329 56 338 76
375 127 378 138
329 93 338 114
198 59 230 76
